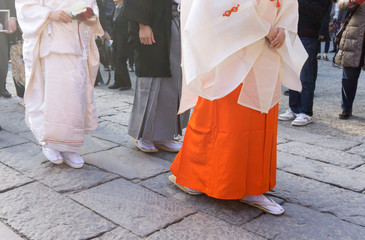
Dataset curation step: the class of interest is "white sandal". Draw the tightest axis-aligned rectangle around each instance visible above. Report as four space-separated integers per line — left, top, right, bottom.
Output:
168 175 202 195
240 195 284 216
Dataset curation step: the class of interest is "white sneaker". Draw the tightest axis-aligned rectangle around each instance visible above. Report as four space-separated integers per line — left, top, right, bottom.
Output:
61 152 84 169
155 140 181 153
291 113 313 126
42 147 63 165
278 109 297 121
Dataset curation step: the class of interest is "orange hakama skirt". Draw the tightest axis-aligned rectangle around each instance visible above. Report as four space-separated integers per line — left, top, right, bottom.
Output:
170 85 279 200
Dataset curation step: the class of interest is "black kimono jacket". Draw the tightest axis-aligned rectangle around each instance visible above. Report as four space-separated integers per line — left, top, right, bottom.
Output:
122 0 172 78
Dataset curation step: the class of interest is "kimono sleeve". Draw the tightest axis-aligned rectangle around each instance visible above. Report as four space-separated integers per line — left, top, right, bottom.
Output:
122 0 152 26
15 0 51 38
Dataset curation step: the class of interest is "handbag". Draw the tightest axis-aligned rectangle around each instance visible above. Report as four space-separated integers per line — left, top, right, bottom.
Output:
334 5 359 46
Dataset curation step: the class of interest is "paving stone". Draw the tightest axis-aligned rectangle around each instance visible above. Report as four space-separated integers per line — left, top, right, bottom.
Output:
356 164 365 173
278 125 360 151
0 111 29 133
147 212 264 240
17 131 37 143
277 151 365 192
100 111 131 126
0 143 43 173
0 143 119 193
70 178 195 237
140 173 263 225
0 97 23 113
92 120 130 145
348 144 365 157
243 203 365 240
84 146 170 180
95 227 141 240
272 170 365 226
277 141 364 168
0 130 29 149
0 163 33 193
0 182 115 240
79 135 119 155
0 221 23 240
30 164 120 194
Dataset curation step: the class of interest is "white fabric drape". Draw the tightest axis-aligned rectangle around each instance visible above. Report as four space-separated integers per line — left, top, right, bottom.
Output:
179 0 307 113
16 0 103 149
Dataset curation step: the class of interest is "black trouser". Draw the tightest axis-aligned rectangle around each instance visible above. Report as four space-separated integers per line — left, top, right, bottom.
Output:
112 34 131 88
341 42 365 112
0 33 9 92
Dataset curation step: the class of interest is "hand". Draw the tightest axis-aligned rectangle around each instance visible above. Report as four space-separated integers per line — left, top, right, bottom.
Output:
350 0 365 4
318 35 324 40
103 31 111 43
49 10 72 23
139 24 155 45
5 17 17 34
266 25 278 42
83 16 97 26
270 27 285 49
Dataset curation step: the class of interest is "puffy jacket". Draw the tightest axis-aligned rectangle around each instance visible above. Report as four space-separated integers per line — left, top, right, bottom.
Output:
336 0 365 69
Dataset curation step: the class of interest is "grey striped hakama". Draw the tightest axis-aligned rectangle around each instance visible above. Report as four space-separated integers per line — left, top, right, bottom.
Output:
128 8 190 142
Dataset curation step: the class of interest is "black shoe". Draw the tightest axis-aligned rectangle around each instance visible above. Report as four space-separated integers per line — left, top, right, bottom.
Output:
119 86 131 91
283 90 289 96
108 84 121 89
1 89 11 98
339 110 352 119
128 66 134 72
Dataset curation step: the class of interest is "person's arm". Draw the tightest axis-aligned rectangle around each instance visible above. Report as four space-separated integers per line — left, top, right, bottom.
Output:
122 0 154 45
5 0 17 34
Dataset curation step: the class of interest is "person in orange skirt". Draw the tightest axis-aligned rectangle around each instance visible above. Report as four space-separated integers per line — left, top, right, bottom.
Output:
169 0 308 215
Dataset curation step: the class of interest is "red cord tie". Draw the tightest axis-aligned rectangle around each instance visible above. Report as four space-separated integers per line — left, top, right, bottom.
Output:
223 4 240 17
270 0 281 8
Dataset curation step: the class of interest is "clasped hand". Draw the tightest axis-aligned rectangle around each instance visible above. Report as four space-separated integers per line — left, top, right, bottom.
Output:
5 17 17 34
266 26 285 49
49 10 97 26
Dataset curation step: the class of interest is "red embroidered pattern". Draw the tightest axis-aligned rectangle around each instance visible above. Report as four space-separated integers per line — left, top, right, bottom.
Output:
270 0 281 8
223 4 240 17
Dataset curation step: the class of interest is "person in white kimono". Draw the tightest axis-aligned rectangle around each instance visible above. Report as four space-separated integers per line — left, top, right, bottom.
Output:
16 0 103 168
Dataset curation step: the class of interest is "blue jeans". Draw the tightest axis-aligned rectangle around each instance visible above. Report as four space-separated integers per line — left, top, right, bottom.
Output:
341 41 365 112
289 37 318 116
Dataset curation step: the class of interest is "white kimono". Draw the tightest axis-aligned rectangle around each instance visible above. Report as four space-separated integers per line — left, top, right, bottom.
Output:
179 0 308 113
16 0 103 151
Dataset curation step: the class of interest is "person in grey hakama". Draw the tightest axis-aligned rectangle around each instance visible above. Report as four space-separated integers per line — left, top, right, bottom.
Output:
123 1 189 153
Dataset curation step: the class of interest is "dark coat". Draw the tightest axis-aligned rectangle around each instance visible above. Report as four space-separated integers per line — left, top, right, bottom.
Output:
0 0 16 18
298 0 331 38
111 5 128 39
122 0 172 78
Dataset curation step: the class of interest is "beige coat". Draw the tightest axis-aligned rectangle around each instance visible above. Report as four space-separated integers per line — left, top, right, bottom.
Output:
336 0 365 69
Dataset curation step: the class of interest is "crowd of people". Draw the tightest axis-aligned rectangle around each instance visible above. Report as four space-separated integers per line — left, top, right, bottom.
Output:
0 0 364 216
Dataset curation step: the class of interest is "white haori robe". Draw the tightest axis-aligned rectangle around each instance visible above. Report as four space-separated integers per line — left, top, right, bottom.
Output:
179 0 308 114
16 0 103 151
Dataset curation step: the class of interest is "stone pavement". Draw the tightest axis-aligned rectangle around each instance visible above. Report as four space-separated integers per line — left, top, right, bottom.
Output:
0 51 365 240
